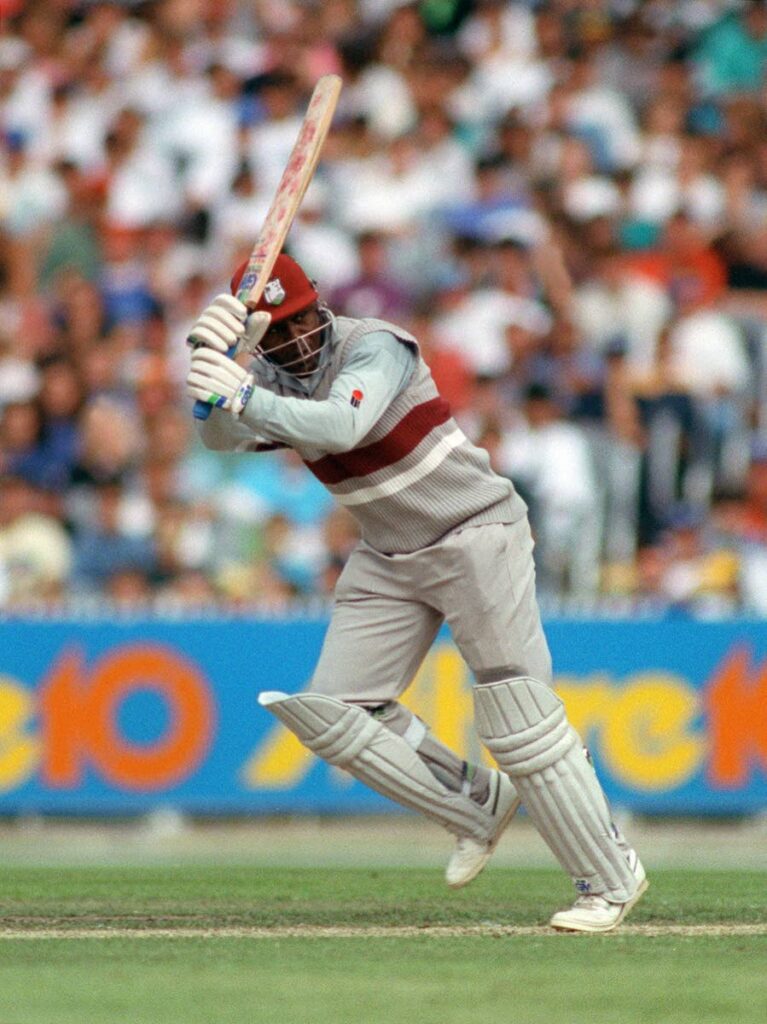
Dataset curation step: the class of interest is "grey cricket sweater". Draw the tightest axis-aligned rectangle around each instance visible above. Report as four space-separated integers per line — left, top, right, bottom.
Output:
198 316 526 553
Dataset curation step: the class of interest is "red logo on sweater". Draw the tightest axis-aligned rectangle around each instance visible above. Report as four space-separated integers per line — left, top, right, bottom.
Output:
350 389 363 408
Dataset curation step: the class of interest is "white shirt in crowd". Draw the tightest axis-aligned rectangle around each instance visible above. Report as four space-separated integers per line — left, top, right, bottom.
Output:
436 289 553 378
668 310 750 397
572 273 672 373
500 419 598 519
105 148 182 227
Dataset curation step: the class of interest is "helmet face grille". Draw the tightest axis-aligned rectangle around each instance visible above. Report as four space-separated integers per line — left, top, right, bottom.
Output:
255 307 332 379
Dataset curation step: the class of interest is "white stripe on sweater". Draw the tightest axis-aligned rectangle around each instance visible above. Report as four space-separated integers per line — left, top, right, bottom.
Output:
335 429 466 507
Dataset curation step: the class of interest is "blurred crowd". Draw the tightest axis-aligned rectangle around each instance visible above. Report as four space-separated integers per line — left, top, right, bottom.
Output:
2 0 767 616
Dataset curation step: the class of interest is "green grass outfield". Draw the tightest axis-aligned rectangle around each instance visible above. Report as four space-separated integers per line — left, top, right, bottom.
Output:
1 864 765 1024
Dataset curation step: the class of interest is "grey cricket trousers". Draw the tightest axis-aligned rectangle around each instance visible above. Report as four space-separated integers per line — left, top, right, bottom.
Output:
310 517 553 703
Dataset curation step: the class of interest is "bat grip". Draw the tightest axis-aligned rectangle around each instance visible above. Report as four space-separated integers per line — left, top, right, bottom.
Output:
192 344 238 421
193 399 213 421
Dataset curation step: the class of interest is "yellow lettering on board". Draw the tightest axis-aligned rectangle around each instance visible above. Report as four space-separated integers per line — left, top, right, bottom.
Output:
600 674 704 791
0 677 40 791
555 675 613 743
430 646 474 755
404 645 475 758
241 727 313 789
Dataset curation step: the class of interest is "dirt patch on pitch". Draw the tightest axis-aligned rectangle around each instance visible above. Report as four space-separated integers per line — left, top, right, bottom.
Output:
0 923 765 939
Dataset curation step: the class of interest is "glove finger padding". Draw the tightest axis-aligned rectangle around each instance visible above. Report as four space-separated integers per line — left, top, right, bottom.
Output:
189 347 249 386
188 323 236 353
211 294 248 319
187 294 248 352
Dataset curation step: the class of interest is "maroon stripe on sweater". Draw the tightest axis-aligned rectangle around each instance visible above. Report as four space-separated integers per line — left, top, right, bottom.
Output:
305 397 452 485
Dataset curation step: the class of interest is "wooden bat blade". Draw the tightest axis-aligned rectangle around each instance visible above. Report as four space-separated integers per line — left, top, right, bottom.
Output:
235 73 342 309
193 74 341 422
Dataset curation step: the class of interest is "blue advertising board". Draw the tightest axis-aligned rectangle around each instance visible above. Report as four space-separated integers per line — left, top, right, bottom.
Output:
0 617 765 815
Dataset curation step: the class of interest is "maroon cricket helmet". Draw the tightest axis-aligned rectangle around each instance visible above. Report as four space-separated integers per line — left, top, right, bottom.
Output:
229 253 319 323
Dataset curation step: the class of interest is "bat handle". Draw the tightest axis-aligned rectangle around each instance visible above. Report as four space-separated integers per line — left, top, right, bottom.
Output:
193 399 213 421
192 344 238 421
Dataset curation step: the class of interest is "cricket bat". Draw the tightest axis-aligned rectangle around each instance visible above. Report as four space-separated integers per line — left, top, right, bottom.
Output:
194 73 342 420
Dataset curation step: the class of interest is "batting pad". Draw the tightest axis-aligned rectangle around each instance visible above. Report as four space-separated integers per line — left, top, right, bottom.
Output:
259 691 492 840
474 678 638 902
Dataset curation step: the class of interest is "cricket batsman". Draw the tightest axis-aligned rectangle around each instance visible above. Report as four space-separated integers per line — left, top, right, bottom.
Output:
186 252 648 932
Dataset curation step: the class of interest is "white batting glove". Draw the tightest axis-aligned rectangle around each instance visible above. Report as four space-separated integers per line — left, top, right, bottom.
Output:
187 348 256 419
187 295 272 355
187 294 248 353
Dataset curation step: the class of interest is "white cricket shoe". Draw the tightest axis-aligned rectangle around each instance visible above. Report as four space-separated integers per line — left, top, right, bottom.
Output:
549 853 649 933
445 771 520 889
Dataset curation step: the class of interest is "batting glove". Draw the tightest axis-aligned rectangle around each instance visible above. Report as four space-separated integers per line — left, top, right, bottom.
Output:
187 348 256 419
187 295 272 355
187 294 248 353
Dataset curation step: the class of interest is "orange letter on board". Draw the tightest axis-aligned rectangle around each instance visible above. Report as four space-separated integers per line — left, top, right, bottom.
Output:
40 645 214 790
706 647 767 788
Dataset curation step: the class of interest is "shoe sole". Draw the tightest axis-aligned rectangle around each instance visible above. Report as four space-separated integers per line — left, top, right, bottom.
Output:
446 793 522 890
549 878 650 933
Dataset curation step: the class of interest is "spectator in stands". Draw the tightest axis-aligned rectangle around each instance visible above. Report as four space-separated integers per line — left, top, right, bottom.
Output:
101 107 181 230
70 481 157 595
500 382 601 599
0 476 72 608
1 130 68 239
224 447 335 529
39 160 104 289
288 181 360 295
330 230 412 320
69 396 142 488
50 271 107 361
36 357 84 480
665 262 751 503
436 237 552 379
711 441 767 614
654 504 740 616
0 399 66 492
402 305 475 418
693 2 767 97
0 327 40 408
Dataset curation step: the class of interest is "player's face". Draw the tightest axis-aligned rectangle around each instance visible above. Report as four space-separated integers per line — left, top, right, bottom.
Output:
260 304 326 376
